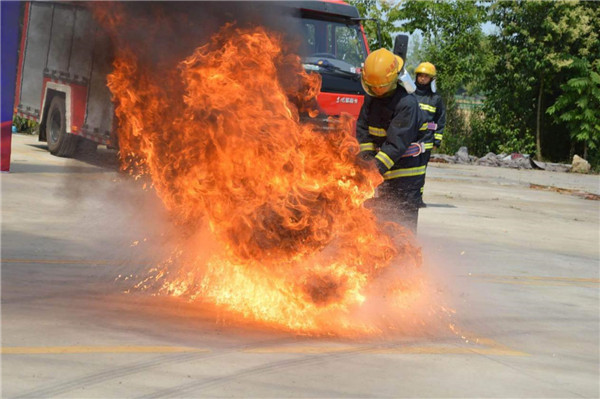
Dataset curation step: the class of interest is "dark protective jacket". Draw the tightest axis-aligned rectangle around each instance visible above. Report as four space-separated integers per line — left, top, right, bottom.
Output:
356 86 428 180
414 83 446 148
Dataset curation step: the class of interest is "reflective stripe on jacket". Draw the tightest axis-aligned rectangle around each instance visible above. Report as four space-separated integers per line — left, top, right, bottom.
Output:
414 84 446 146
356 86 428 179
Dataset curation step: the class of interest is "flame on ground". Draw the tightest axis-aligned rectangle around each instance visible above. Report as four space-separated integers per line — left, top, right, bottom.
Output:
107 24 429 336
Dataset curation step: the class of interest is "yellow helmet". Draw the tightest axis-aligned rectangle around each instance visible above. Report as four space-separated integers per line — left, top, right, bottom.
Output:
361 48 404 97
415 62 436 78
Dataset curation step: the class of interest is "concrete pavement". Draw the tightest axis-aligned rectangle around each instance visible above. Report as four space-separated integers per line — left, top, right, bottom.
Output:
2 133 599 398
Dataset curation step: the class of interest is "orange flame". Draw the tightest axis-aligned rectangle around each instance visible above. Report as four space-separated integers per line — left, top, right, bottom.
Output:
107 24 425 336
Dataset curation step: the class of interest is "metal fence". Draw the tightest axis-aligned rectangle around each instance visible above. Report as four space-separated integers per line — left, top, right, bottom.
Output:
454 95 484 111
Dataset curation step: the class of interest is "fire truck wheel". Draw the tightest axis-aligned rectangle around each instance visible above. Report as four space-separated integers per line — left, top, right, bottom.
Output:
77 138 97 156
46 96 77 157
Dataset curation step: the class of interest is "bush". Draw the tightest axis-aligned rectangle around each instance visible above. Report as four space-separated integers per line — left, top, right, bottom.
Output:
437 106 537 158
438 104 491 157
12 115 38 134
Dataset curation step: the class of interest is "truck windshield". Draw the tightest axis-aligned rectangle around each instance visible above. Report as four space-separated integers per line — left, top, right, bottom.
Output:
300 16 367 75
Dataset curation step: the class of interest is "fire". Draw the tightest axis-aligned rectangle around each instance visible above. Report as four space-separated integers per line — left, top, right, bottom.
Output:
107 23 426 335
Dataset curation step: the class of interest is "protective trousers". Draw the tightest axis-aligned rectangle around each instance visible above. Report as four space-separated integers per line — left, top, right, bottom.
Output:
379 173 423 233
365 171 424 234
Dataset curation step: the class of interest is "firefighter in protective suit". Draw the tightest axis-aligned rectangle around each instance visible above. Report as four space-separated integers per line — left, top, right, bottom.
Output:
414 62 446 207
357 48 427 232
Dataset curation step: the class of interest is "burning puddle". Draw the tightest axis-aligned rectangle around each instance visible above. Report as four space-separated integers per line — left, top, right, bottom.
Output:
99 8 451 336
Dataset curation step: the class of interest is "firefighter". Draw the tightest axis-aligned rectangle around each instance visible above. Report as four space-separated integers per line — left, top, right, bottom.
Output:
357 48 427 233
414 62 446 208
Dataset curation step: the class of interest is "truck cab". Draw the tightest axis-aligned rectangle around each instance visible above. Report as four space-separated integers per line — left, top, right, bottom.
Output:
294 0 368 121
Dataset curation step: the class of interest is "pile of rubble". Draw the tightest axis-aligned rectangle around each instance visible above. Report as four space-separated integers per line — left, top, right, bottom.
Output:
430 146 591 174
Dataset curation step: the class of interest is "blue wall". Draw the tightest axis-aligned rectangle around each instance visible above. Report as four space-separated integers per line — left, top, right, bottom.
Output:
1 1 21 171
1 1 21 124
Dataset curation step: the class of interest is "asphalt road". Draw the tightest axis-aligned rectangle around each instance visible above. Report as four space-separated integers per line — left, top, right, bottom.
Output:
2 133 599 398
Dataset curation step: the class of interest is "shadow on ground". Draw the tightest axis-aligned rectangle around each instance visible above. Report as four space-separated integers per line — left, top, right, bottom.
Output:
26 143 120 170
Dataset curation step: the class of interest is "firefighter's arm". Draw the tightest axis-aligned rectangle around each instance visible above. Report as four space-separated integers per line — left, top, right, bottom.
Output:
434 95 446 148
356 97 376 159
373 97 420 175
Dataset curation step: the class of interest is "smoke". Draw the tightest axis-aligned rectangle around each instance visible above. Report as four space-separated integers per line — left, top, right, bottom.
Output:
89 1 307 72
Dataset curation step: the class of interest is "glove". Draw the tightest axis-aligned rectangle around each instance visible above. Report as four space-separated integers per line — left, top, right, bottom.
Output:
434 139 442 148
359 151 376 161
356 151 375 170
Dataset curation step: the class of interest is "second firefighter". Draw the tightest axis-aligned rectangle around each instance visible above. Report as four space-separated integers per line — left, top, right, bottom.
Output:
414 62 446 207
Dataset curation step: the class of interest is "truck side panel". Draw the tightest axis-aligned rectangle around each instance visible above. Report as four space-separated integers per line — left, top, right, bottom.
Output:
69 8 95 82
83 31 113 144
46 4 74 75
17 2 52 119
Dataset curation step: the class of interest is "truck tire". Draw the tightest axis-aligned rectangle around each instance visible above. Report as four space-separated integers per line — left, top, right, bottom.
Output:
77 138 98 156
46 96 77 157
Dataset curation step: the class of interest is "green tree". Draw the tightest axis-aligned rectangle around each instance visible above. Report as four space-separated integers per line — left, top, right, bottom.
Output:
484 0 599 161
547 59 600 162
394 0 490 97
393 0 492 155
348 0 401 50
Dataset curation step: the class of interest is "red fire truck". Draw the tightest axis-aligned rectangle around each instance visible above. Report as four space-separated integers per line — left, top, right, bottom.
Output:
14 1 372 157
